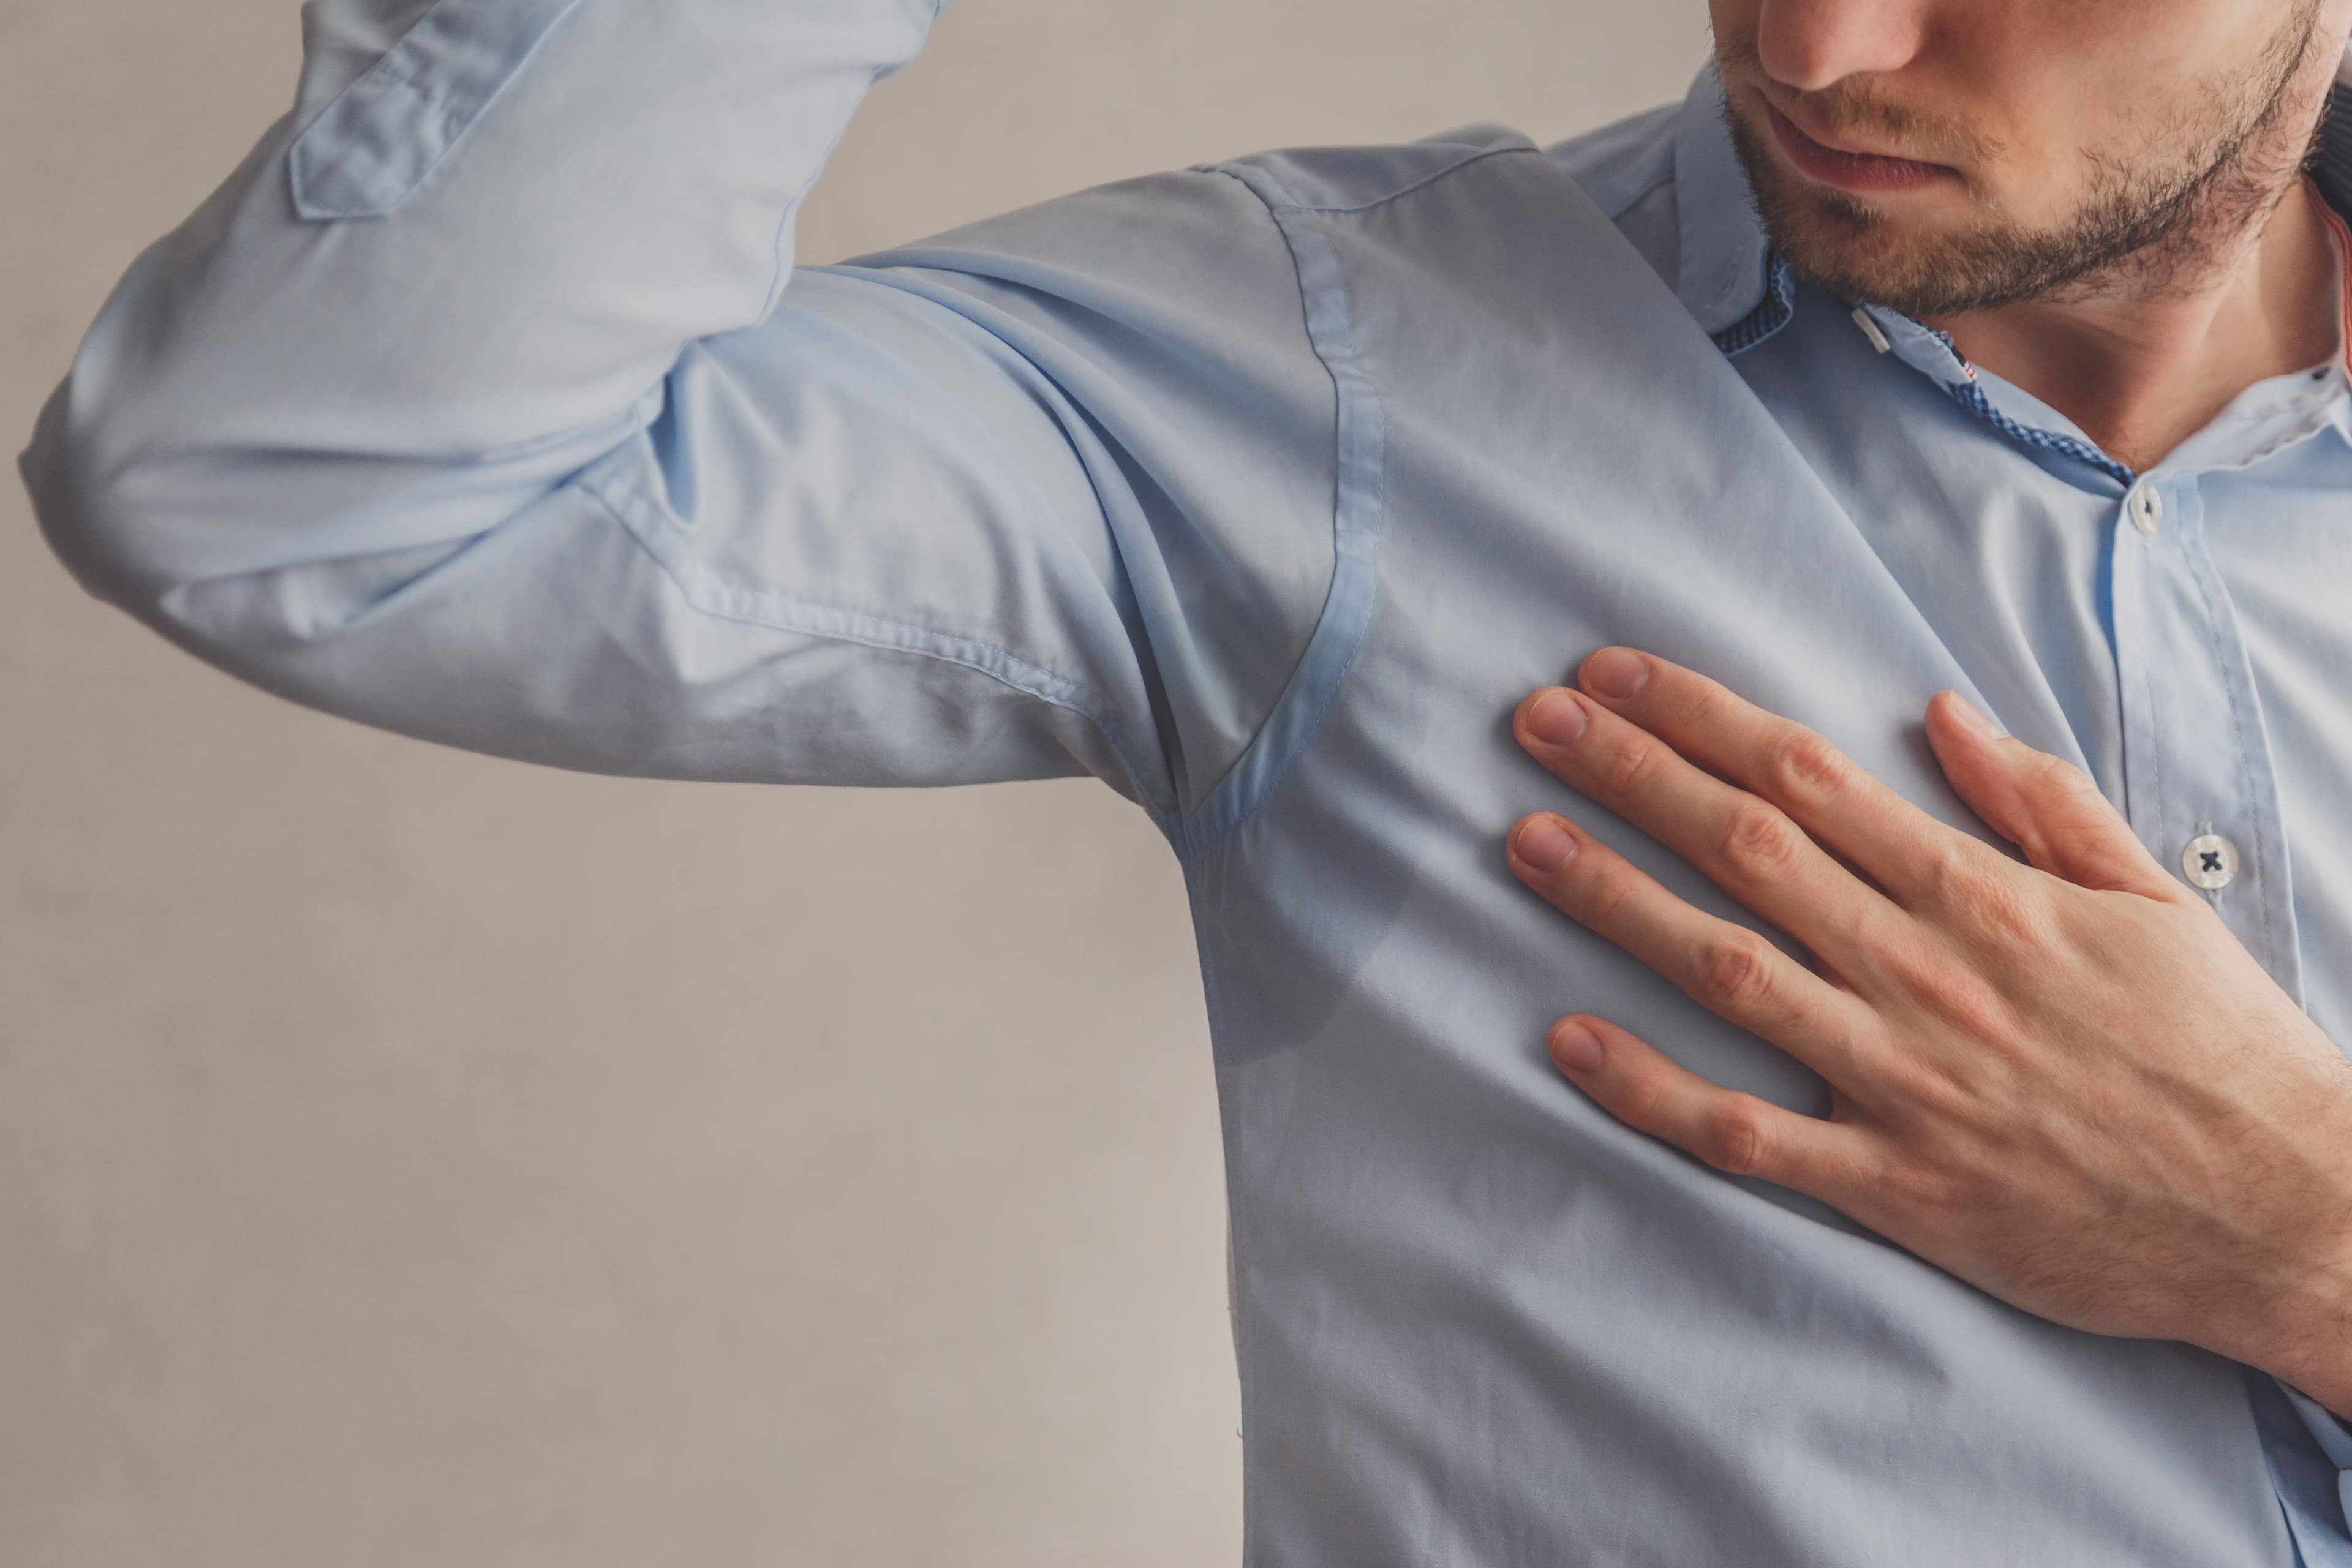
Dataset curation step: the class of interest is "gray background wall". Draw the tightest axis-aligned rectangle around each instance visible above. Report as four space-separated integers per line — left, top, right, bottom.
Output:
0 3 1709 1562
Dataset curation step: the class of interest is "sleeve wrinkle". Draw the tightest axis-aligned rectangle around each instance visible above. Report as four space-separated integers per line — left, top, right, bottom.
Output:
574 469 1169 817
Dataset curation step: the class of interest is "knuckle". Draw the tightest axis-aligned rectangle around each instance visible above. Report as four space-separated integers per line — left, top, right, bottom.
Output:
1921 837 1998 907
1719 801 1803 880
1837 1155 1942 1237
1682 681 1736 728
1924 840 2049 946
1703 1101 1777 1177
1587 874 1637 929
2034 752 2100 804
2025 755 2126 842
1767 727 1851 802
1574 859 1651 938
1974 877 2052 949
1612 1065 1672 1129
1696 932 1780 1012
1598 733 1659 797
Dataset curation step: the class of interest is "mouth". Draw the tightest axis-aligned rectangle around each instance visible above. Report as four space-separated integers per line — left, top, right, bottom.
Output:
1762 96 1954 195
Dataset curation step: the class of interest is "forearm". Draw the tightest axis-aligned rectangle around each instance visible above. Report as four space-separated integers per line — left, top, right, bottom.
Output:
13 0 1332 808
22 0 943 605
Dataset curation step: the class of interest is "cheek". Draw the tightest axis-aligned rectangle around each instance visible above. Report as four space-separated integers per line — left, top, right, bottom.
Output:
1924 2 2116 215
1950 0 2313 187
1709 0 1763 58
1976 134 2100 230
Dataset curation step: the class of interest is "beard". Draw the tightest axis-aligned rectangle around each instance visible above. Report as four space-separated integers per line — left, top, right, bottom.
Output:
1720 2 2331 318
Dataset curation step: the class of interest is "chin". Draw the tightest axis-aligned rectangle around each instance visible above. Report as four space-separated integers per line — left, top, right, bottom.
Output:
1725 102 1976 317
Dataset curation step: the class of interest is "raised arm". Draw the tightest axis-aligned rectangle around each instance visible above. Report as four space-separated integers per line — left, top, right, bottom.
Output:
20 0 1340 826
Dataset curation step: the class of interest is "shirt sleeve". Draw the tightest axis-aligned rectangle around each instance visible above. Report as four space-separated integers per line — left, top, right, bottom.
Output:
17 0 1341 826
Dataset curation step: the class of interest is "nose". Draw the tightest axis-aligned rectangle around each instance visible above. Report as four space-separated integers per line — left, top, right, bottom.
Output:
1754 0 1929 91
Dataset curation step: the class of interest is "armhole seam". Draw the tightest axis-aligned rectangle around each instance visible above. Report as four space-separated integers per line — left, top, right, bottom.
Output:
1169 167 1389 862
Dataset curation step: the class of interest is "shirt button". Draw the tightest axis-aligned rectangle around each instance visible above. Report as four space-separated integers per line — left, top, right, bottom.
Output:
2182 833 2239 891
2127 483 2163 534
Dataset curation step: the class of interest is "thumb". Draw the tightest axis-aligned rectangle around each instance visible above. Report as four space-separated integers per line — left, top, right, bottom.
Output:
1923 692 2177 897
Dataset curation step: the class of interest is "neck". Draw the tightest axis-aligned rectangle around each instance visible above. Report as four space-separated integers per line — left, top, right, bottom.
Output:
1926 179 2342 474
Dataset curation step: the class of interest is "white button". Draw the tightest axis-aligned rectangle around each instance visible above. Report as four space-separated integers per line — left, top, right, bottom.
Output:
2182 833 2239 891
2127 483 2163 534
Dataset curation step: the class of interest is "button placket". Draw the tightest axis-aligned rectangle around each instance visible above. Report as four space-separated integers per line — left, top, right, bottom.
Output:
2110 478 2303 997
2108 480 2169 880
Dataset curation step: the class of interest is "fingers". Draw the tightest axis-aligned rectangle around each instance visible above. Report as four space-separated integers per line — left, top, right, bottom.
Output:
1558 648 1951 904
1545 1014 1880 1197
1509 811 1879 1087
1921 692 2181 899
1512 681 1900 975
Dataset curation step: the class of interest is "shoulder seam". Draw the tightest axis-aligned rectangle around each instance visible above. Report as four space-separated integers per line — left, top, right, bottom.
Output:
1542 100 1683 222
1589 164 1675 224
1202 141 1539 218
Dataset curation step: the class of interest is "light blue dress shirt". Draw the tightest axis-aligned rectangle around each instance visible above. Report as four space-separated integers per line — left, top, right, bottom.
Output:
24 2 2352 1561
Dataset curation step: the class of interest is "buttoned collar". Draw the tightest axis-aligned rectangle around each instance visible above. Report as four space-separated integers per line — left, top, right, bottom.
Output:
1672 57 2352 482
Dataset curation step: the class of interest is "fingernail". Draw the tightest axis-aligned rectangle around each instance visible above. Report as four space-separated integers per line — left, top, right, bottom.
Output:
1549 1020 1605 1074
1526 689 1588 747
1584 647 1649 701
1514 815 1578 872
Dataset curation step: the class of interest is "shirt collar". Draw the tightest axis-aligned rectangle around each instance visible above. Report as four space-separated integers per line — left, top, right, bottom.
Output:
1672 64 1773 339
1672 60 2352 483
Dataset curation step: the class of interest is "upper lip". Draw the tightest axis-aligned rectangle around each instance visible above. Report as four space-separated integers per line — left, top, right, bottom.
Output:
1760 88 1931 165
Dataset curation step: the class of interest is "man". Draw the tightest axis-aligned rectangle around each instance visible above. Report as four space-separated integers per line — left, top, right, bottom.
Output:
23 0 2352 1559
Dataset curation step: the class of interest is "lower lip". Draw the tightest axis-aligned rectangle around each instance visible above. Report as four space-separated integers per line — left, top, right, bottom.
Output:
1764 100 1950 194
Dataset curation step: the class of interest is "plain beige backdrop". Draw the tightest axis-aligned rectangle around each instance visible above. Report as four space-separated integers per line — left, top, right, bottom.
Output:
2 2 1710 1562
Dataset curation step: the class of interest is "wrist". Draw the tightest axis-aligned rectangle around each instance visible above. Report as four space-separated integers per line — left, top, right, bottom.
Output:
2230 1226 2352 1419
